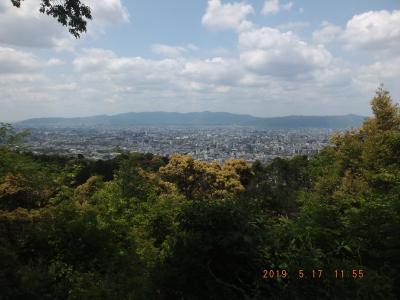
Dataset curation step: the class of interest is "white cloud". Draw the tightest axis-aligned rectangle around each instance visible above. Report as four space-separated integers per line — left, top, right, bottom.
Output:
66 48 256 117
239 27 332 78
261 0 279 15
261 0 293 15
282 2 293 11
0 44 381 121
73 48 241 88
181 57 242 85
85 0 129 24
46 58 64 67
342 10 400 54
210 47 231 56
0 47 40 73
0 2 8 13
0 0 71 49
356 56 400 86
152 44 187 57
66 43 358 117
151 44 198 57
73 48 118 72
277 21 310 31
202 0 254 31
313 21 342 44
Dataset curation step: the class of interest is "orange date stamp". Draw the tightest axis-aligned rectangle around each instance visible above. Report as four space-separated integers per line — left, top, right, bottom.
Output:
262 269 365 280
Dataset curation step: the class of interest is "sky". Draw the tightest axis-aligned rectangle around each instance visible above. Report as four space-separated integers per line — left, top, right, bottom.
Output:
0 0 399 121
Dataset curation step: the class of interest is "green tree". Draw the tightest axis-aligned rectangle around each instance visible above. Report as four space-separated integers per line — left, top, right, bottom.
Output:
156 200 266 300
11 0 92 38
159 154 249 201
245 156 310 215
0 123 29 150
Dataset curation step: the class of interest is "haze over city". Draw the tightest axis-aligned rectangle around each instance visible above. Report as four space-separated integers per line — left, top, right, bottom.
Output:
0 0 399 122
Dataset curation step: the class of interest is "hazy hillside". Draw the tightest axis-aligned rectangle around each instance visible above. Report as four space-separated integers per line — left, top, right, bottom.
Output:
252 114 365 128
16 112 366 129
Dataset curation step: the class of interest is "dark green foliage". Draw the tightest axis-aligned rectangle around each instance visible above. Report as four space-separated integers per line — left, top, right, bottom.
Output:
116 152 168 173
245 155 311 215
74 159 118 185
0 206 145 299
156 200 265 299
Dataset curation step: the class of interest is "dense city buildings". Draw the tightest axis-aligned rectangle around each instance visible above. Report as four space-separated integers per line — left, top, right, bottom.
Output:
23 126 337 163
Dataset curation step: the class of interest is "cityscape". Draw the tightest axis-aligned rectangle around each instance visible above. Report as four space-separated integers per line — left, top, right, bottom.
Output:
22 126 336 163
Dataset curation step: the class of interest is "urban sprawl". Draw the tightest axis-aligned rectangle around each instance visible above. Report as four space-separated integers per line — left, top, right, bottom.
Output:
23 127 339 163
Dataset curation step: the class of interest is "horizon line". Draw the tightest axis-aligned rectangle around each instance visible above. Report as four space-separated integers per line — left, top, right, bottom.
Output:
11 111 369 123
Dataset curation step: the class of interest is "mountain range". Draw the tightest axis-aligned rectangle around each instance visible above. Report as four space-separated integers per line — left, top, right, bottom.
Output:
15 111 366 129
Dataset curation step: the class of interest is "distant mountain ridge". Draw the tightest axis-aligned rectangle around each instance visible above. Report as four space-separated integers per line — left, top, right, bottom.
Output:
15 111 366 129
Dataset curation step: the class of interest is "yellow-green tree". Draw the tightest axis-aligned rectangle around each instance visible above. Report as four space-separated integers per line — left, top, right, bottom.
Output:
159 154 251 201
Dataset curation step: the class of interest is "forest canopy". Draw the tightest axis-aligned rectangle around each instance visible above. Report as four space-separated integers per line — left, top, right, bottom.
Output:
0 88 399 299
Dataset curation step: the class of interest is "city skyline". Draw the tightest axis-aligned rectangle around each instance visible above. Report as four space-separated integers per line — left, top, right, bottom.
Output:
23 126 333 163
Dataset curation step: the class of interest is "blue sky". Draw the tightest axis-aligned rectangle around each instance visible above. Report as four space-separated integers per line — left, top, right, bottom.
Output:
0 0 399 121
